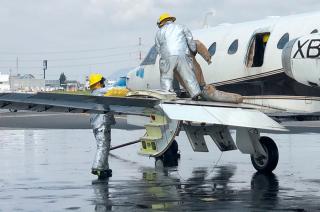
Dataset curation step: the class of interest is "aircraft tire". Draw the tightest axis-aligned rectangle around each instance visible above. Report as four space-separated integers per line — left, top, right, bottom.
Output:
155 140 180 167
250 136 279 173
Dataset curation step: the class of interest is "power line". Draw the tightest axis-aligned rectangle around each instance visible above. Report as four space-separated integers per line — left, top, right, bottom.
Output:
0 58 139 69
0 50 146 62
49 58 138 68
0 43 151 55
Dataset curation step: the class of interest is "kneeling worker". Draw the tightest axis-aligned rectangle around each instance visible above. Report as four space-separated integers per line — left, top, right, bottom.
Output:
89 73 115 180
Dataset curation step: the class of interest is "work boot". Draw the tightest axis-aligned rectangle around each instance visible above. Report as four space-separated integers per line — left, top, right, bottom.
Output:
201 85 243 103
91 169 112 180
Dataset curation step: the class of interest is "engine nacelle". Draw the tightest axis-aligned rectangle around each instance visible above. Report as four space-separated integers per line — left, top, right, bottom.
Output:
282 35 320 86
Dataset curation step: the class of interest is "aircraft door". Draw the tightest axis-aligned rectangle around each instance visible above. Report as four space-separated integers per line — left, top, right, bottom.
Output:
246 32 270 68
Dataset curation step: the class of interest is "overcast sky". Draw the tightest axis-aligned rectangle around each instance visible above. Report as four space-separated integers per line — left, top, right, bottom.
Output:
1 0 320 81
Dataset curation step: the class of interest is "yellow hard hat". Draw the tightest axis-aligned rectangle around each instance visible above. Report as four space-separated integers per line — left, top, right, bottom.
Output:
89 73 103 87
263 34 270 43
157 13 176 27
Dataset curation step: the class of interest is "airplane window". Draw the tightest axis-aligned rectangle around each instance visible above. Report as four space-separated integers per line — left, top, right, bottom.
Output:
311 29 318 34
140 45 157 66
208 42 217 56
228 39 238 55
277 33 289 49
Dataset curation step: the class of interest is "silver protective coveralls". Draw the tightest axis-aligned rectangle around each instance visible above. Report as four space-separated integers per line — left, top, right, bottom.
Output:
90 87 115 171
155 21 201 98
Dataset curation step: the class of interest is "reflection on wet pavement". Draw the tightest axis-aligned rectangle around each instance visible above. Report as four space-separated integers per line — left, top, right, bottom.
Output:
91 166 299 211
0 129 320 211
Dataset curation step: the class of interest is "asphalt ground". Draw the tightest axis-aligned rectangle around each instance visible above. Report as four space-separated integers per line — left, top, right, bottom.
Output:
0 110 140 130
1 110 320 133
0 111 320 211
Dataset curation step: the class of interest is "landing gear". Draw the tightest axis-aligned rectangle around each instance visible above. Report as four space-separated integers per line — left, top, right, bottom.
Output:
250 136 279 173
155 140 180 167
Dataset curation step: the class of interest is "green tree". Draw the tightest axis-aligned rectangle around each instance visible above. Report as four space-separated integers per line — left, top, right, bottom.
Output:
59 72 66 85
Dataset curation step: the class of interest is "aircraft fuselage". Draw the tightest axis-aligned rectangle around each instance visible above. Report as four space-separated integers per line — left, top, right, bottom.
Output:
127 11 320 114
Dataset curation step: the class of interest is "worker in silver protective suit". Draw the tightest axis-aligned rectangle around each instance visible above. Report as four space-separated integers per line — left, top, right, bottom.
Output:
89 73 115 180
155 12 201 99
155 13 243 103
175 40 212 90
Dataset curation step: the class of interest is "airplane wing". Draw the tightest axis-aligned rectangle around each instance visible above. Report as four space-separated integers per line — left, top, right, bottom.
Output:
0 92 159 115
0 92 286 131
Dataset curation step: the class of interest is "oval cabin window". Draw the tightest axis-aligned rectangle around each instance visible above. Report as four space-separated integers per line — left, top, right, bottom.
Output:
228 39 238 55
277 33 289 49
208 42 217 56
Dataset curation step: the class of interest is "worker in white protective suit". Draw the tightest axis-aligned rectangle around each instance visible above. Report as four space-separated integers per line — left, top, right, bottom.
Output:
89 73 115 180
155 13 243 103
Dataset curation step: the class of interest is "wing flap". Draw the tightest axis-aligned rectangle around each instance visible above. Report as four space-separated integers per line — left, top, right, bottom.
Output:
160 103 286 131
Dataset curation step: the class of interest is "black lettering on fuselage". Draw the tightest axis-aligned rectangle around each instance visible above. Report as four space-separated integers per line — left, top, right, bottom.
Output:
293 40 309 58
307 39 320 58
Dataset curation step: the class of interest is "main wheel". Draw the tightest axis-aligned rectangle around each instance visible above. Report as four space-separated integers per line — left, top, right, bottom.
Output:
155 140 180 167
250 136 279 173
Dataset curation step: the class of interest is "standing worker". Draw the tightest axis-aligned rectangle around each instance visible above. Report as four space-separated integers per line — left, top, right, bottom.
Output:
175 40 212 90
89 73 115 180
155 12 201 99
155 13 243 103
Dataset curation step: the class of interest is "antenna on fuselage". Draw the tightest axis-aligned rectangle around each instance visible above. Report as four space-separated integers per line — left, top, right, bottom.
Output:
203 9 216 28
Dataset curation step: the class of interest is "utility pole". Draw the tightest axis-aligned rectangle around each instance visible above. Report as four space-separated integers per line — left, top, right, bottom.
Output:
202 10 216 28
139 37 142 61
43 60 47 79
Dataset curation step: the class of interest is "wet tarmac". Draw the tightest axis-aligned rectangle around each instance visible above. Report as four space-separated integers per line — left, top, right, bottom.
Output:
1 112 320 211
1 110 320 134
0 111 140 130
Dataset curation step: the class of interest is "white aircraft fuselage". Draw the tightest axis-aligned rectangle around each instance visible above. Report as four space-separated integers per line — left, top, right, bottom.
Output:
127 11 320 114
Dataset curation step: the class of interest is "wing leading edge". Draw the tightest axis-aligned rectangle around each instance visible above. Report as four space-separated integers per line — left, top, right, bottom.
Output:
0 93 159 115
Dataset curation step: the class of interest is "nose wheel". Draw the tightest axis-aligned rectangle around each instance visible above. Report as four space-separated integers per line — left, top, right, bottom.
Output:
250 136 279 173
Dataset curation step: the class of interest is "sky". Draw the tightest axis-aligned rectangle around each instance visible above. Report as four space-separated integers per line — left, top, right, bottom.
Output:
1 0 320 82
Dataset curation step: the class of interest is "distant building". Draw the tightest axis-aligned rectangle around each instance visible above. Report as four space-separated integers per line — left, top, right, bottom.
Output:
45 80 61 91
0 73 10 92
10 74 45 92
65 80 80 92
85 76 89 90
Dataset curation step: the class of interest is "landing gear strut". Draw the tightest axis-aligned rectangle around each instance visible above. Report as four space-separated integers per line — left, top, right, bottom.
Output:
250 136 279 173
155 140 180 167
